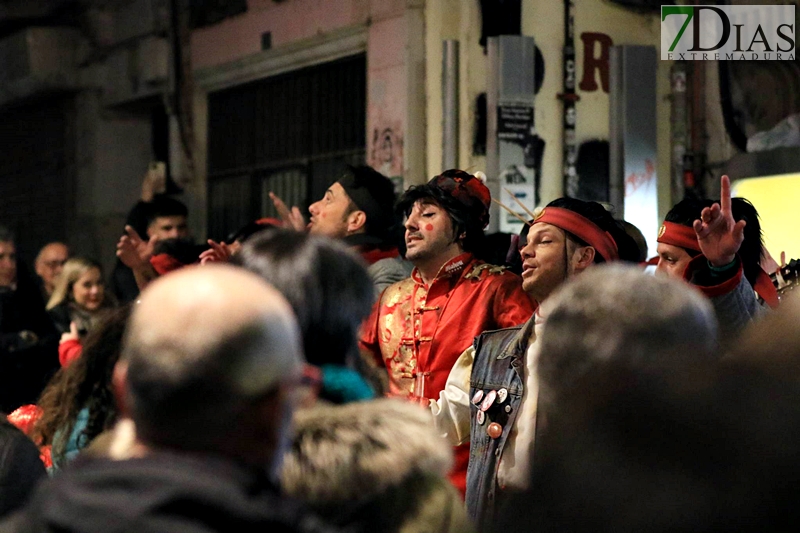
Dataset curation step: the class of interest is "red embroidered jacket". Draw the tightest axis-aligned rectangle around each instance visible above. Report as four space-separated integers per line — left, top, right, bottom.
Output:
360 253 535 400
360 253 534 494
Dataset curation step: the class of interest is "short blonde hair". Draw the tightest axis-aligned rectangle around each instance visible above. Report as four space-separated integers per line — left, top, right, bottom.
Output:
46 257 107 311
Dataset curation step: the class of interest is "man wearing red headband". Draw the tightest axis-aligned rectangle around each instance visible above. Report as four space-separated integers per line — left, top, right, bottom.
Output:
656 176 774 336
359 169 534 494
430 197 639 528
655 198 713 278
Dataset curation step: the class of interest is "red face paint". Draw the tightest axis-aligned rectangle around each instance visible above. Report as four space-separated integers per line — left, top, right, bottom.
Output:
424 224 434 232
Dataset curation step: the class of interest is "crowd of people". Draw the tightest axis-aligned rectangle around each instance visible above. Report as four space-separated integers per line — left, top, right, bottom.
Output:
0 162 797 532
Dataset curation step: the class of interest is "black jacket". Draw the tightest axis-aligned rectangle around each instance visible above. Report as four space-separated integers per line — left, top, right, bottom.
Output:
0 267 58 413
1 452 342 533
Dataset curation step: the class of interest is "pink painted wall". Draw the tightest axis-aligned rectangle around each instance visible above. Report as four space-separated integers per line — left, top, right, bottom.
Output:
191 0 408 70
192 0 408 179
366 14 406 179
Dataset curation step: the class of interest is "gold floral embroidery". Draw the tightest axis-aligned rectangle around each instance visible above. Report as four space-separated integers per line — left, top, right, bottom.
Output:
464 263 507 280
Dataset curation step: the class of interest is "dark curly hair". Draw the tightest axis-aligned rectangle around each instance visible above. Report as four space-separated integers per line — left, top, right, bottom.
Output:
34 305 132 466
396 177 488 254
664 198 714 227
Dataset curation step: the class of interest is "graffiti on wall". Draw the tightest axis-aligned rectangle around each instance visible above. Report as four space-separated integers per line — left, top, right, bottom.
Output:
625 159 656 197
370 124 404 180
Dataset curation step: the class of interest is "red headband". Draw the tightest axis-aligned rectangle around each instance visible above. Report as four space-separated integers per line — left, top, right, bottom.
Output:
657 221 701 252
533 207 619 262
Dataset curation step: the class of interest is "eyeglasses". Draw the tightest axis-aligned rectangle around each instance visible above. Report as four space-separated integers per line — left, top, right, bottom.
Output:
42 260 67 269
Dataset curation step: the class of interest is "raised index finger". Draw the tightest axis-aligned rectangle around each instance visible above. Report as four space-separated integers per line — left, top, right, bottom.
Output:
719 175 732 215
269 192 292 221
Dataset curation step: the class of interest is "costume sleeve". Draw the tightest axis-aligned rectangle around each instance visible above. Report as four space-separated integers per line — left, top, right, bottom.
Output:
430 346 474 446
685 255 765 340
492 273 536 329
59 339 83 367
359 298 385 368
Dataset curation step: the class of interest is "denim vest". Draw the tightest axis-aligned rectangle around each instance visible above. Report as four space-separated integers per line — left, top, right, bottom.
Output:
465 314 536 529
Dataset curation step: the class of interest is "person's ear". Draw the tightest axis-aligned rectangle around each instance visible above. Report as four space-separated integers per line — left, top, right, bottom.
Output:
347 210 367 233
112 360 130 418
572 246 596 273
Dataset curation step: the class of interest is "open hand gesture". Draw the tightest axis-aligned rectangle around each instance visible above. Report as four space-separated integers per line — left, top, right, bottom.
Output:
694 175 745 267
116 225 157 269
199 239 234 264
269 192 306 232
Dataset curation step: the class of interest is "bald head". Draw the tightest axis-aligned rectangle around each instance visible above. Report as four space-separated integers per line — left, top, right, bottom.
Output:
121 264 303 459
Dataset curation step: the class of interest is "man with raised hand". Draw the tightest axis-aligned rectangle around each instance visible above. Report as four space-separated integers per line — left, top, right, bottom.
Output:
262 166 411 297
657 175 769 337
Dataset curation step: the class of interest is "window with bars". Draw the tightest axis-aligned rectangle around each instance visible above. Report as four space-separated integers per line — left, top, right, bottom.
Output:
206 53 367 240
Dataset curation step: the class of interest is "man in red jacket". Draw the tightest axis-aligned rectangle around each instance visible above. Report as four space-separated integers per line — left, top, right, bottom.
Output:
360 169 534 493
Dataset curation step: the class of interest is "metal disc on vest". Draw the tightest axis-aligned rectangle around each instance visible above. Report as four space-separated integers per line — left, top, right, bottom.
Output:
497 388 508 403
481 390 497 412
472 390 485 405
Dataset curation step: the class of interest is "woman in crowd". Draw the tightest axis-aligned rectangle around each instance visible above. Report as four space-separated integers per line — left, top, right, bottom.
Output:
46 258 115 335
33 306 130 468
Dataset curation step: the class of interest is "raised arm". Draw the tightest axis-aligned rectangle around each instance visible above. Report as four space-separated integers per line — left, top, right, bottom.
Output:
694 175 745 267
116 225 159 291
269 192 307 232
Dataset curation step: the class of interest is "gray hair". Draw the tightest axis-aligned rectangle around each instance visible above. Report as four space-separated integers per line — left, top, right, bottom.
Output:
538 264 718 407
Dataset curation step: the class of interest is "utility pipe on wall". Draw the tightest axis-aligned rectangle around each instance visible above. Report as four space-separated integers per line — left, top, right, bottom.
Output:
442 40 460 171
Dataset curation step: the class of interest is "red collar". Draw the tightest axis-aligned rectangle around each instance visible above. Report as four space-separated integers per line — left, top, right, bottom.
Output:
360 246 400 265
411 253 473 286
